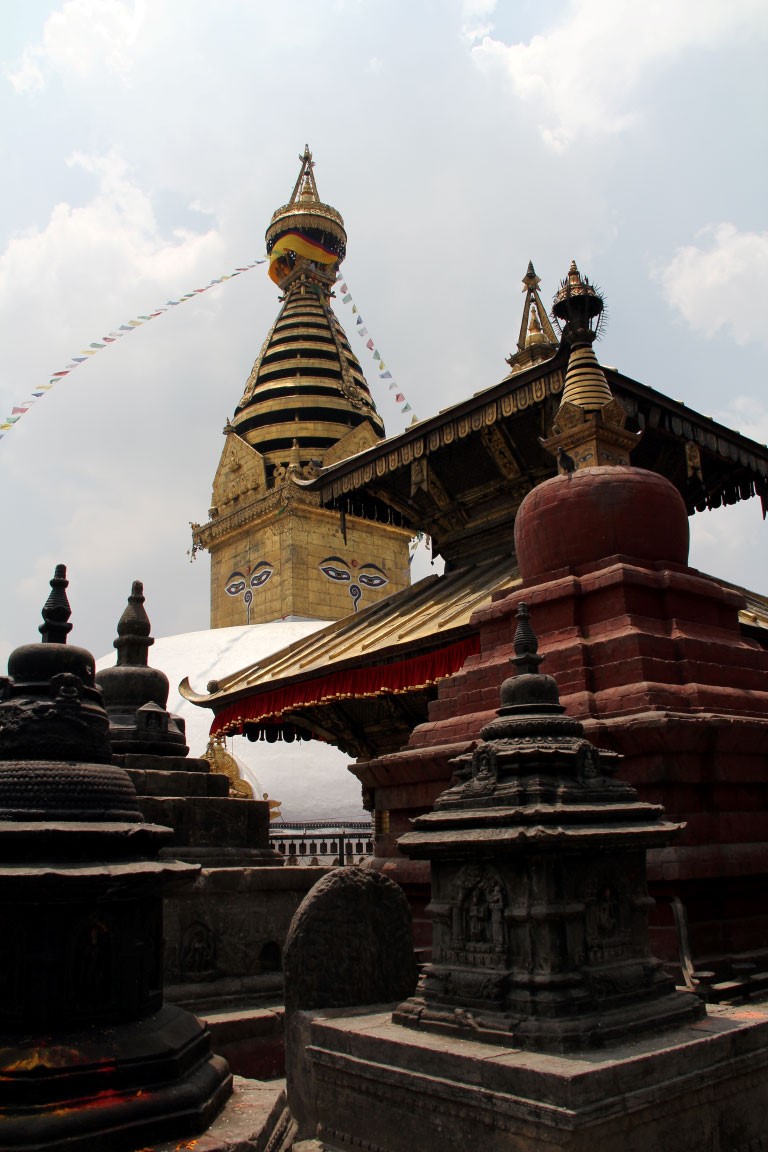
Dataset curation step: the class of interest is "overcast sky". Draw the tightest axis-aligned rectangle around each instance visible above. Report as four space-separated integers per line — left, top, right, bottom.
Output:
1 0 767 673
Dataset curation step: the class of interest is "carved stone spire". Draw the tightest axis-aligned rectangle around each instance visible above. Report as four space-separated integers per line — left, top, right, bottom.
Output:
38 563 72 643
97 580 187 756
115 579 153 666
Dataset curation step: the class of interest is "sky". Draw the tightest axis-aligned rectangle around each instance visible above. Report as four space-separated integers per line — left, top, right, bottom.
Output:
1 0 767 674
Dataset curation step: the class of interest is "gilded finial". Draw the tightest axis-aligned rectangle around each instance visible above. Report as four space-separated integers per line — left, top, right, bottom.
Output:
39 564 72 644
507 260 559 373
540 261 641 469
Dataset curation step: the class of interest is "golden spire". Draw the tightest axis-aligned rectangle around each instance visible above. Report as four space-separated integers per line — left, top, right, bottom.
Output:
541 261 641 471
266 145 347 293
290 144 320 204
506 261 558 375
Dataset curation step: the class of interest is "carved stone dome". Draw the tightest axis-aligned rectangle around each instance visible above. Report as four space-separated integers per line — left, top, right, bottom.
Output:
514 465 689 579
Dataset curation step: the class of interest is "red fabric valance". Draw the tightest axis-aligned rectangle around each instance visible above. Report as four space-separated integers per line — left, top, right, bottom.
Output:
211 635 480 737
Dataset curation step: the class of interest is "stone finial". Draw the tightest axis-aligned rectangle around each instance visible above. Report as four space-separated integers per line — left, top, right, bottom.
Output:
39 563 72 644
114 579 153 667
511 602 543 675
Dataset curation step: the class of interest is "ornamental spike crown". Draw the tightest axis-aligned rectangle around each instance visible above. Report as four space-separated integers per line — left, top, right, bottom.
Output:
540 261 641 471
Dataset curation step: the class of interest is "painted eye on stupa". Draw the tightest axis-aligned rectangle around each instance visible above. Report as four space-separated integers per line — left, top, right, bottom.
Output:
320 557 352 583
250 564 274 589
225 573 247 597
357 565 388 590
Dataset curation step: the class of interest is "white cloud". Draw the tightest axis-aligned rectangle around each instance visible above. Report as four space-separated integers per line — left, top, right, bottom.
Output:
6 0 145 93
0 150 222 313
461 0 497 44
6 50 45 95
469 0 767 149
656 223 768 347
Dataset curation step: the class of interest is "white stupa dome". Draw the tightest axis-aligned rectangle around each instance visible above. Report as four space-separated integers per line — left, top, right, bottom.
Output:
96 620 368 822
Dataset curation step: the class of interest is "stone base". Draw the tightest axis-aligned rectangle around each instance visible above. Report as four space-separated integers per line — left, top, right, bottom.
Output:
393 983 702 1053
147 1076 295 1152
203 1005 286 1080
0 1004 232 1151
292 1001 768 1152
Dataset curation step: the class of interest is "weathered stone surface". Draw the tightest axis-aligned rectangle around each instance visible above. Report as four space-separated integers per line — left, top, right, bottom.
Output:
302 1003 768 1152
394 603 701 1051
164 865 330 1009
148 1076 294 1152
283 866 418 1014
0 567 232 1149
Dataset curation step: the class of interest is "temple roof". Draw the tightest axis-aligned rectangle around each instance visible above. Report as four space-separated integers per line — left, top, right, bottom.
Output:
182 264 768 759
308 347 768 568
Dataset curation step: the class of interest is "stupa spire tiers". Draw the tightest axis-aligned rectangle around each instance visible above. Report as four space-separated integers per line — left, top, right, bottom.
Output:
505 260 559 375
541 260 641 471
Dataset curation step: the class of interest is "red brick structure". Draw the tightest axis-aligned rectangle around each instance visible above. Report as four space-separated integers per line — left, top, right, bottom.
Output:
360 461 768 972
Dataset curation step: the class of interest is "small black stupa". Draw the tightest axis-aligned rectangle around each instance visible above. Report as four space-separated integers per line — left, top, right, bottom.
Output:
395 602 703 1051
0 565 231 1150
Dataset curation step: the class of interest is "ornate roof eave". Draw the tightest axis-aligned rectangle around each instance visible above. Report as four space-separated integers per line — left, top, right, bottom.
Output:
313 348 568 501
303 349 768 534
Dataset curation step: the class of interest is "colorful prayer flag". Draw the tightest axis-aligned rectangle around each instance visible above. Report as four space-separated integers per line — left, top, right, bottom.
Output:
380 371 392 380
395 393 405 403
342 294 352 303
366 339 374 351
373 351 381 361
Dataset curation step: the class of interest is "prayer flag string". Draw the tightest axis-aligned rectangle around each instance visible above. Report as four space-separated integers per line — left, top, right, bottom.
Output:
334 273 419 425
0 259 267 442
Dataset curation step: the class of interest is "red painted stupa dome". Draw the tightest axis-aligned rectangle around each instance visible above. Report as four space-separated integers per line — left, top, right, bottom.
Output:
514 465 689 580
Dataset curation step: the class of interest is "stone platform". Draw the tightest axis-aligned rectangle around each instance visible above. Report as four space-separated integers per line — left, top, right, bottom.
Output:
290 1001 768 1152
147 1076 294 1152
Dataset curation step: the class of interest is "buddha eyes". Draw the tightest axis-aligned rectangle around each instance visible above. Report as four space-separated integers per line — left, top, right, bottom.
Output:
358 572 388 589
225 564 273 598
320 564 351 583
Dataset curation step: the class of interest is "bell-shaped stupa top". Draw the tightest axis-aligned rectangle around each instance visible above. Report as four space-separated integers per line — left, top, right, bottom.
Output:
96 581 188 756
2 565 114 766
